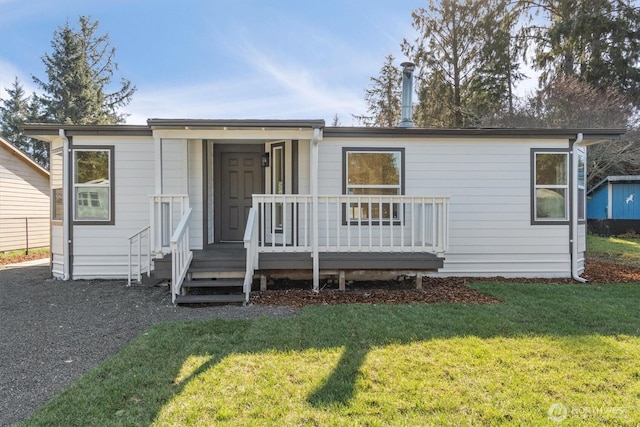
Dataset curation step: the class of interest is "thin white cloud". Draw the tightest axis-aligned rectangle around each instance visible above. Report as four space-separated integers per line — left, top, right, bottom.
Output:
0 58 38 98
125 39 368 125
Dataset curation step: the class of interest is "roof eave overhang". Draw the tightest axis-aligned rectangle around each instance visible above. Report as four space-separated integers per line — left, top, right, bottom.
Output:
21 124 152 142
147 119 326 140
324 126 627 141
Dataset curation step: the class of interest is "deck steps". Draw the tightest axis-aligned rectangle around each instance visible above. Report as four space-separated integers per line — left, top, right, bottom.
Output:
182 278 244 288
175 294 245 304
177 269 245 305
175 245 247 305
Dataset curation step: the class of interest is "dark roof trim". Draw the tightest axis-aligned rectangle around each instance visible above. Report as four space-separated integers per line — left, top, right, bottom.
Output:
147 119 326 129
22 124 152 138
588 175 640 194
324 126 626 140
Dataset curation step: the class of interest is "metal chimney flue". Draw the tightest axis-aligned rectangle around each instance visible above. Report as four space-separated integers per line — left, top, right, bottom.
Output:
399 61 415 128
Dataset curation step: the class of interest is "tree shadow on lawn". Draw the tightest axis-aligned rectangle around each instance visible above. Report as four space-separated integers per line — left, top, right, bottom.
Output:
26 282 640 425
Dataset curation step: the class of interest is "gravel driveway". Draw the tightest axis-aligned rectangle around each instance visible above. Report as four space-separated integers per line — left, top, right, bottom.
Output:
0 262 298 426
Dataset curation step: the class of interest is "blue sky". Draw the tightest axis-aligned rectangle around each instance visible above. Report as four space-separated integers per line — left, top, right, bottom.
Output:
1 0 421 125
1 0 537 125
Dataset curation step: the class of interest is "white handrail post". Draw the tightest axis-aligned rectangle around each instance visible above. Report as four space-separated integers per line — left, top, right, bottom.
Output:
243 207 259 303
146 228 151 277
137 234 142 283
170 207 193 305
127 240 132 286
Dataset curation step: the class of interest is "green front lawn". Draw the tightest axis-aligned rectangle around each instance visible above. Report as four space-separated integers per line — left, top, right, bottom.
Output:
24 282 640 426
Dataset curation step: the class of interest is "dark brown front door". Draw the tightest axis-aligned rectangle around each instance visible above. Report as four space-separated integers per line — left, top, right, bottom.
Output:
214 144 263 242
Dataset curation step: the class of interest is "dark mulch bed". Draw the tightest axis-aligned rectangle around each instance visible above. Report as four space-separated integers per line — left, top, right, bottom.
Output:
249 259 640 307
250 278 500 307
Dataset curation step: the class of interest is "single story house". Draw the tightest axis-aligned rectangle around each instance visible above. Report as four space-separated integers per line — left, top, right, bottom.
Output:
587 175 640 236
0 136 50 253
22 66 625 304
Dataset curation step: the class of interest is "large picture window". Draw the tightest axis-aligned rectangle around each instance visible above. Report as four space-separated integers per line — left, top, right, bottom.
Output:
73 147 114 223
343 148 404 223
532 149 569 223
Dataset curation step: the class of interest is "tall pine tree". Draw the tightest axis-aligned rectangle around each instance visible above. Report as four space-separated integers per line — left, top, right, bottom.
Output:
401 0 521 127
0 78 48 167
33 16 136 124
521 0 640 106
353 54 402 127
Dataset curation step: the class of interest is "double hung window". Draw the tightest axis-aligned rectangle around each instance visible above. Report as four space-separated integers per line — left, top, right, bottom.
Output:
73 147 114 223
532 149 569 223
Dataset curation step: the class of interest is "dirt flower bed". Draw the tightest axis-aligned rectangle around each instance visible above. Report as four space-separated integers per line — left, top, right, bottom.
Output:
249 259 640 307
0 252 49 266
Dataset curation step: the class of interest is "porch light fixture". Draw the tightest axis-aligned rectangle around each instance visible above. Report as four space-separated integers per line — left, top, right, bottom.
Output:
261 152 270 167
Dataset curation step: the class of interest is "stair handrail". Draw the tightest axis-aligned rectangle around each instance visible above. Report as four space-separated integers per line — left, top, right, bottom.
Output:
243 207 259 303
170 207 193 304
127 225 151 286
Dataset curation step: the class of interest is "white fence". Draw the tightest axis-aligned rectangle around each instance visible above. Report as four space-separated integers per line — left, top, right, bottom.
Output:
0 216 49 253
252 195 449 255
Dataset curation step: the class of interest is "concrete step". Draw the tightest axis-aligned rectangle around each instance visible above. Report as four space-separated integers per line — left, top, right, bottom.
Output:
175 294 245 305
182 279 243 288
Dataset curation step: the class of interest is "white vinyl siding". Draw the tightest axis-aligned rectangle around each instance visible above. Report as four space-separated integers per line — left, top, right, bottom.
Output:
318 137 577 278
0 139 50 252
49 140 64 278
187 140 203 250
70 137 206 278
70 136 155 279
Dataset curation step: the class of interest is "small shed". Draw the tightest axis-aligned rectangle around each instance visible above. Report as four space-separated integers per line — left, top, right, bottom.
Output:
0 137 50 252
587 175 640 236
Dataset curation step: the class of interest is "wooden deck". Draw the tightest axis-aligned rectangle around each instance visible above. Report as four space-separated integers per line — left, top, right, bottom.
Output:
154 243 445 303
155 243 444 280
259 251 443 271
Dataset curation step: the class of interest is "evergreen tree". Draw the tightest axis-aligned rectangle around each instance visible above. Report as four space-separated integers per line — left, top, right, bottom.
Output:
0 78 48 167
33 15 136 124
0 78 30 152
353 54 402 127
521 0 640 106
401 0 521 127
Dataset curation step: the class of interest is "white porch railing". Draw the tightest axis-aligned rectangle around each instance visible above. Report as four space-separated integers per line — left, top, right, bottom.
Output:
170 207 193 304
243 207 259 303
150 194 190 256
127 226 151 286
252 194 449 255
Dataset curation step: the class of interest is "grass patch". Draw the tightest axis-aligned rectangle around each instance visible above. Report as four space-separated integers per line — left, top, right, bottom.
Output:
0 247 49 265
588 234 640 268
23 282 640 426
